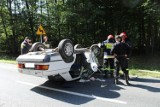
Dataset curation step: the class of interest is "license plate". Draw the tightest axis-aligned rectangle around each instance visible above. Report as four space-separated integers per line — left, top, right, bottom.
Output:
25 63 34 68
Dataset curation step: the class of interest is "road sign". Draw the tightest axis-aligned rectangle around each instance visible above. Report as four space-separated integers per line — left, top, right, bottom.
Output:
36 24 46 35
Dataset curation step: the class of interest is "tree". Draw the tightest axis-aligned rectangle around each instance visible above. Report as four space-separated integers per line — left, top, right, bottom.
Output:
0 0 160 56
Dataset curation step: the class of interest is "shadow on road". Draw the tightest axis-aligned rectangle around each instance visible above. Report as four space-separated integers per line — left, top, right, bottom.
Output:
131 84 160 92
31 78 124 105
131 77 160 83
130 77 160 92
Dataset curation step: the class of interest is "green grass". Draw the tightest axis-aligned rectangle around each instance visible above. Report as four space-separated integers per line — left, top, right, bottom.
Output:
129 55 160 72
129 69 160 78
0 55 17 64
0 60 17 64
128 55 160 78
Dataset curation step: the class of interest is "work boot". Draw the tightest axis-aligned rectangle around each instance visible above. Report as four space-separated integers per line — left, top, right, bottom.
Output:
124 74 130 80
124 75 130 85
115 78 120 85
128 75 130 80
110 71 114 78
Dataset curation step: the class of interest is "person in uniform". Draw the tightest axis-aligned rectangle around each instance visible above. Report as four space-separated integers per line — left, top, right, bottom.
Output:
111 35 131 85
120 32 132 48
101 35 115 77
120 32 132 79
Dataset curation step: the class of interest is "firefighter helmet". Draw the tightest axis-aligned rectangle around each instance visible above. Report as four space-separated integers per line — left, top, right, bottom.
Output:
120 32 127 38
107 34 114 40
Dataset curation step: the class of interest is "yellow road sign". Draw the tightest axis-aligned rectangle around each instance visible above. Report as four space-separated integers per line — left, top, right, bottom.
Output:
36 24 46 35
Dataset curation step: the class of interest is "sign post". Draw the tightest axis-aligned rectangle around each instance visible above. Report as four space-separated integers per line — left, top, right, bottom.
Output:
36 24 46 43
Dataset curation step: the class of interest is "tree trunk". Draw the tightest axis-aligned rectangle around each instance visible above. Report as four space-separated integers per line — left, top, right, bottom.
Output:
0 9 8 39
146 17 152 55
25 0 35 42
7 0 17 54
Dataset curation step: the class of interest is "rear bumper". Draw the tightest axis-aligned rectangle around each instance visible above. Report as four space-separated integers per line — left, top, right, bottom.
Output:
18 68 43 77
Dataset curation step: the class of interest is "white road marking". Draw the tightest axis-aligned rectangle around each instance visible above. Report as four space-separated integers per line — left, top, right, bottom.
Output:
16 80 127 104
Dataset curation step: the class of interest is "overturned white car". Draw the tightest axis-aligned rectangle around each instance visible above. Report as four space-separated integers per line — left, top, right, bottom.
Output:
16 39 103 81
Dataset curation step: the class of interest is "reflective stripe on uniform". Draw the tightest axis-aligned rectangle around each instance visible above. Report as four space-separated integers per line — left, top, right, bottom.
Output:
21 43 26 49
105 43 114 49
104 55 114 59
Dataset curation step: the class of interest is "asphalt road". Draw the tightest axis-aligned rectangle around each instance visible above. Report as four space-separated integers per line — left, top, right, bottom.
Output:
0 62 160 107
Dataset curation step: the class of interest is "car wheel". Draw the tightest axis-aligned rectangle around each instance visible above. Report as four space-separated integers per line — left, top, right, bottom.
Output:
90 44 102 57
58 39 74 63
29 42 46 52
90 44 104 65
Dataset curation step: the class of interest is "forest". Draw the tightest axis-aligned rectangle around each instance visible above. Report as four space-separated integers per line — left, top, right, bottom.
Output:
0 0 160 56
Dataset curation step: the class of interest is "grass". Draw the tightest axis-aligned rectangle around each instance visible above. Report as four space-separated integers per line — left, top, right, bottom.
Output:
128 55 160 78
129 69 160 78
0 54 160 78
0 54 17 64
129 55 160 72
0 59 17 64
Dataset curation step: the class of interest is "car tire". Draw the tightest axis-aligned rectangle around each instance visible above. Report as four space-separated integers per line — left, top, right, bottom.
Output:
58 39 74 63
29 42 46 52
90 44 104 65
90 44 102 57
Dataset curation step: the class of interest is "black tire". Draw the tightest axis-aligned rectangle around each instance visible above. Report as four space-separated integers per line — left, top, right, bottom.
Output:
90 44 104 66
29 42 46 52
90 44 102 57
58 39 74 63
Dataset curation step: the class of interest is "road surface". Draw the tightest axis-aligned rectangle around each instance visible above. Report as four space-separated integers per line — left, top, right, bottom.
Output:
0 62 160 107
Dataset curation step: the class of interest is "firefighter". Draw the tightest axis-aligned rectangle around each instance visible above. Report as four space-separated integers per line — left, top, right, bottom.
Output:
111 35 131 85
120 32 132 48
120 32 132 79
101 34 115 77
21 37 32 54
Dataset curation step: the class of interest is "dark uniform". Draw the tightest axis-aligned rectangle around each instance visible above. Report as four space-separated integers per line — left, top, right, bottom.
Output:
101 35 115 77
120 32 132 79
111 35 131 85
21 38 32 54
